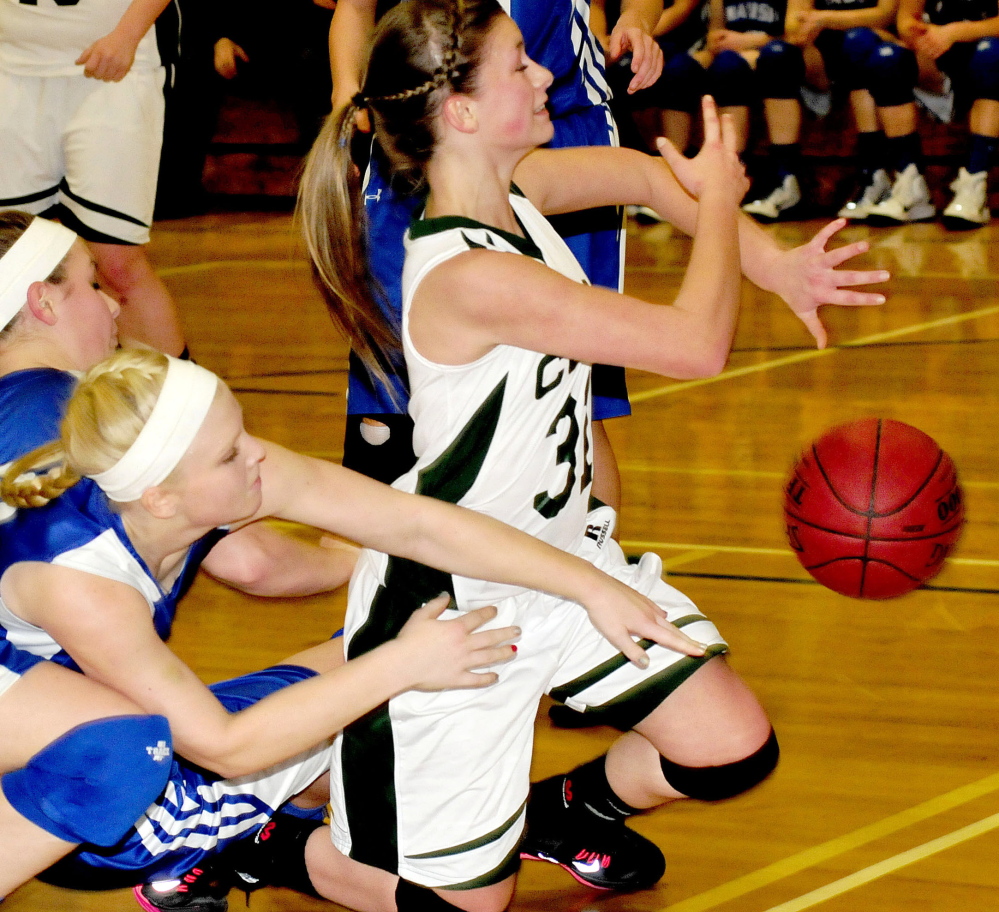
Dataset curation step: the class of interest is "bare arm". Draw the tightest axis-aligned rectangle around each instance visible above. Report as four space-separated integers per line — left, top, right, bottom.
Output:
897 0 929 42
5 564 514 778
328 0 377 110
200 522 358 597
75 0 171 81
252 445 707 667
514 126 888 347
789 0 898 39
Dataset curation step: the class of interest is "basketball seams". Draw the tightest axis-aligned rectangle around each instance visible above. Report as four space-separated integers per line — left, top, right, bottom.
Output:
783 418 965 600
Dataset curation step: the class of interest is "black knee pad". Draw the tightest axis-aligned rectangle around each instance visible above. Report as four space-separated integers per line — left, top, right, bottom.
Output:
395 879 471 911
708 50 758 108
755 40 805 99
659 728 779 801
966 37 999 101
867 42 918 107
660 53 708 113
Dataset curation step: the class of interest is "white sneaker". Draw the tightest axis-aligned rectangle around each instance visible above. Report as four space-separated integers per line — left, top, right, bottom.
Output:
741 173 802 222
866 163 935 224
941 167 989 229
837 169 892 220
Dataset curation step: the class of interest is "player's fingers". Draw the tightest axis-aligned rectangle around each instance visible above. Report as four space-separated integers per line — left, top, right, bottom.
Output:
460 670 500 689
808 217 849 251
820 287 888 306
468 625 520 649
618 637 652 669
470 644 518 668
645 621 707 656
459 603 500 631
797 311 828 349
818 238 870 268
825 267 891 289
655 135 685 171
700 95 721 144
415 592 453 620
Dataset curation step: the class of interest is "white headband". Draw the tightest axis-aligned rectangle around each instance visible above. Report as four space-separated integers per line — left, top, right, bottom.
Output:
90 357 220 502
0 218 77 331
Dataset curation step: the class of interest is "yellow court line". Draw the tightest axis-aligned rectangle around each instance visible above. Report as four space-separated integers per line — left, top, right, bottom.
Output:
632 304 999 404
760 812 999 912
660 771 999 912
622 540 999 569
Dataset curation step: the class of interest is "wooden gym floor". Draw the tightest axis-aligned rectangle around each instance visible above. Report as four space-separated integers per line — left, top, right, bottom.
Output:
6 213 998 912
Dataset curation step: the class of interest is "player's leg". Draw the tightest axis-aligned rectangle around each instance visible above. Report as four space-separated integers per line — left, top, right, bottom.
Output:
865 38 937 223
89 241 186 356
532 530 776 888
0 662 172 898
60 69 186 355
835 29 893 219
942 40 999 227
742 40 806 222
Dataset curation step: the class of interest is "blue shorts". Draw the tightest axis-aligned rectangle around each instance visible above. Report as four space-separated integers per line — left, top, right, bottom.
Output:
42 664 331 885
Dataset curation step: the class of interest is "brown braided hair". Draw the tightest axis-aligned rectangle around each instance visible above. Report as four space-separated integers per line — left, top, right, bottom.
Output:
297 0 503 387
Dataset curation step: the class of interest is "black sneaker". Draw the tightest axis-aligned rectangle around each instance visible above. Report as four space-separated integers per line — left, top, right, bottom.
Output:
133 864 231 912
521 814 666 891
229 812 324 899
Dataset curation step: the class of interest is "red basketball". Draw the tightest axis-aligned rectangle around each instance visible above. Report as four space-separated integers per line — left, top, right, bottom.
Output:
784 418 964 599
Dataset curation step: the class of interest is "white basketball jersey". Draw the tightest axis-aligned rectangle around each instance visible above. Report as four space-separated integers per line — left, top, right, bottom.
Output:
395 188 594 607
0 0 160 75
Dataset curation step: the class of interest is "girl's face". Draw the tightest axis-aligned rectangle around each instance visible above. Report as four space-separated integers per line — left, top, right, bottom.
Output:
472 15 554 154
168 384 266 528
52 242 120 369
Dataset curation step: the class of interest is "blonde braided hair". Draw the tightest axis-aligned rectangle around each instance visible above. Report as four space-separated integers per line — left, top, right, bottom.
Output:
1 349 170 509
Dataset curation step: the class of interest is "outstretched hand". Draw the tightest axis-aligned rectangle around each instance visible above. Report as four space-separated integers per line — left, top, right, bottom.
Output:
763 218 890 349
583 579 706 669
656 95 747 204
397 595 519 691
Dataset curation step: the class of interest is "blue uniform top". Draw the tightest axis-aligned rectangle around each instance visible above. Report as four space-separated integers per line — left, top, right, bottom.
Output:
723 0 787 35
0 367 225 670
0 367 74 463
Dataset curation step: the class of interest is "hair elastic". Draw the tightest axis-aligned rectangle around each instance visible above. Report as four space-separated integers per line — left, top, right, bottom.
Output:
0 218 77 331
90 357 220 502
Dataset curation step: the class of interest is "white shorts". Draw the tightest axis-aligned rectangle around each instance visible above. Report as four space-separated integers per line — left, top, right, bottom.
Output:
0 67 165 244
329 507 728 888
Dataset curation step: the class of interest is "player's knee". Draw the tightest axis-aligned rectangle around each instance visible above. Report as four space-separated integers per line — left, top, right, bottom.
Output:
866 43 918 107
756 40 805 99
708 50 757 108
1 715 172 846
395 879 512 912
966 38 999 101
659 728 779 802
662 54 707 113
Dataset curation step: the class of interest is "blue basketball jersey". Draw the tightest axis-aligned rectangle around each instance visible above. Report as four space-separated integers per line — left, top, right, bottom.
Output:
0 367 225 669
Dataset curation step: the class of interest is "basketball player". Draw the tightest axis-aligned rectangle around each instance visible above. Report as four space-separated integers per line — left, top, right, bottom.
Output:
0 0 188 355
296 3 890 909
330 0 664 514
